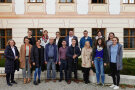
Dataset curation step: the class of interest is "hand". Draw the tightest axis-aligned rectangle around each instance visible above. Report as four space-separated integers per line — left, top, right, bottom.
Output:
33 63 35 66
59 62 61 65
92 61 94 65
104 63 107 66
45 61 47 64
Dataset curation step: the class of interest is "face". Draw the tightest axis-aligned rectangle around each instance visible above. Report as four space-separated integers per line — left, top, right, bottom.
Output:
25 38 29 44
49 38 54 44
28 31 32 36
84 32 88 37
56 33 60 38
85 42 90 47
62 41 66 46
36 40 41 46
97 32 102 37
72 40 76 45
98 39 102 45
43 31 48 35
109 33 114 40
112 38 118 45
69 31 74 36
9 40 14 46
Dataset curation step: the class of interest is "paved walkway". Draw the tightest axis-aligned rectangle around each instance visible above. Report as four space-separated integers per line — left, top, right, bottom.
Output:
0 77 134 90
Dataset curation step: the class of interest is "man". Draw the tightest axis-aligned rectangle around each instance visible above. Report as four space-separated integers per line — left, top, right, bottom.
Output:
66 38 81 84
59 40 68 82
44 37 58 82
65 30 78 46
80 30 92 49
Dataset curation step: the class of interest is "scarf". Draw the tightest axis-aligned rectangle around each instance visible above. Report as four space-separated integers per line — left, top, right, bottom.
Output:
97 45 103 51
42 34 48 43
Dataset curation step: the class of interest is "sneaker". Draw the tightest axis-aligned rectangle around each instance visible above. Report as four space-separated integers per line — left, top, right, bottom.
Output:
96 83 100 85
113 86 119 90
102 84 105 87
110 84 116 88
33 81 38 85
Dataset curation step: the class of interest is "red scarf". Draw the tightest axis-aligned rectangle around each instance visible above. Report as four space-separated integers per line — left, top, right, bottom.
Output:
42 34 48 43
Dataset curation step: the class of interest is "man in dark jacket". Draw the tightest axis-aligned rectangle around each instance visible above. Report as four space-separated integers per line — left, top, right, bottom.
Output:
44 37 58 82
66 38 81 84
65 30 78 46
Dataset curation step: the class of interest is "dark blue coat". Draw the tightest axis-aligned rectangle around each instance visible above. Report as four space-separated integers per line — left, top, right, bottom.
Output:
66 45 81 62
65 36 78 46
80 36 93 49
4 45 19 73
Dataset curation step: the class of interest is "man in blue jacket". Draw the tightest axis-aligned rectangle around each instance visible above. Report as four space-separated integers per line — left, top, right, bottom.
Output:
65 30 78 46
80 30 92 49
66 38 81 84
44 37 58 82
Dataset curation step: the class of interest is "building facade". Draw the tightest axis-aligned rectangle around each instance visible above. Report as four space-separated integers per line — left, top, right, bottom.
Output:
0 0 135 58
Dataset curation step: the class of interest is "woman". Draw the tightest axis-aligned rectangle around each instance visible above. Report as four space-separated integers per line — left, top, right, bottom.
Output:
40 30 49 48
81 41 92 84
95 31 104 40
109 37 123 90
20 37 32 84
106 32 115 50
92 38 108 86
4 39 19 86
31 40 44 85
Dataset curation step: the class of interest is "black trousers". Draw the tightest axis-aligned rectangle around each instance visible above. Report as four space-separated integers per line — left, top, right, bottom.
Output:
6 73 15 84
67 60 78 81
82 68 90 82
110 62 120 86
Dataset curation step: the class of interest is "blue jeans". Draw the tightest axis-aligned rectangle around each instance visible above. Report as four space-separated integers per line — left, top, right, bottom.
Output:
60 60 67 80
34 67 41 81
94 57 105 84
47 59 56 79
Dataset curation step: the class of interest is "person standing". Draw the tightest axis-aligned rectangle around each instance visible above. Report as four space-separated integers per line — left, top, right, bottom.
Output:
109 37 123 90
80 30 92 49
40 30 49 48
4 39 19 86
31 40 44 85
44 37 58 82
65 30 78 46
81 41 92 84
24 30 36 45
66 38 81 84
58 40 68 82
92 38 108 86
20 37 32 84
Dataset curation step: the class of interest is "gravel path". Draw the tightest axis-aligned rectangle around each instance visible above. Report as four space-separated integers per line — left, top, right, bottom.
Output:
0 77 134 90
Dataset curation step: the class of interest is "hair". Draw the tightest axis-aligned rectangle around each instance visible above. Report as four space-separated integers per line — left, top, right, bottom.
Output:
96 31 102 36
24 37 30 43
84 41 91 48
95 38 106 48
108 32 115 40
27 30 32 33
43 30 48 33
36 39 41 43
72 38 76 42
113 37 119 43
56 31 60 34
62 40 66 42
83 30 88 33
7 39 16 46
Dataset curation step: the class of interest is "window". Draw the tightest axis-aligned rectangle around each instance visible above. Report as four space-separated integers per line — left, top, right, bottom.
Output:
29 28 43 41
0 29 12 50
124 28 135 49
29 0 43 3
59 28 74 39
92 28 106 40
59 0 73 3
0 0 12 3
92 0 105 3
123 0 135 4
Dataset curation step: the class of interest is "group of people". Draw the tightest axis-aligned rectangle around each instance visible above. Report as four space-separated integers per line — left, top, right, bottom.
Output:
4 29 123 90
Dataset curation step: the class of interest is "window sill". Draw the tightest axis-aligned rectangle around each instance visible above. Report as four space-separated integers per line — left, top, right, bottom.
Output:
124 48 135 50
27 2 43 3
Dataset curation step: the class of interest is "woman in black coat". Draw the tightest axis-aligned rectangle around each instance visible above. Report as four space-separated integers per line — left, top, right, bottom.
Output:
31 39 44 85
4 39 19 86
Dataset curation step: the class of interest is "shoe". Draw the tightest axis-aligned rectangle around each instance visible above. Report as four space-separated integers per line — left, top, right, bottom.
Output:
113 86 119 90
96 83 100 85
59 79 62 82
102 84 105 87
87 80 90 83
27 78 31 83
11 81 17 84
85 81 88 84
38 79 40 83
110 84 116 88
7 83 12 86
74 79 79 83
33 81 38 85
67 80 71 84
24 78 27 84
46 79 51 82
53 80 56 82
